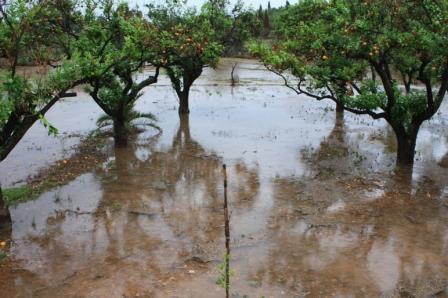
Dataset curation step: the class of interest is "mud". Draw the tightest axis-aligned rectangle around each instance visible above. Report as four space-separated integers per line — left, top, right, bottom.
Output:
20 133 108 201
0 58 447 297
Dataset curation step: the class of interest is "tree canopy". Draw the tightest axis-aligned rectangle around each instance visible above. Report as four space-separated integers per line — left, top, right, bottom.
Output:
0 0 92 161
147 0 223 114
251 0 448 165
0 0 91 223
79 1 164 146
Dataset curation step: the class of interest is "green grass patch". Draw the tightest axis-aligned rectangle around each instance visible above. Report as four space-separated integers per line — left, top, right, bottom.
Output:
3 182 60 206
0 251 7 262
111 201 123 211
3 186 33 206
2 132 108 206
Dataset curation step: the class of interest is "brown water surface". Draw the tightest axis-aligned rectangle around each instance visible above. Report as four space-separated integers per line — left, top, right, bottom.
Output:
0 58 448 297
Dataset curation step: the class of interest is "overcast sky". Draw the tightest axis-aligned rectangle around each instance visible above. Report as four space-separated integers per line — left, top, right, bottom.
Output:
127 0 297 10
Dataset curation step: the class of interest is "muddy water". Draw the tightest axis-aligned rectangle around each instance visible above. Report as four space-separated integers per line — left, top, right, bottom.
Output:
0 58 448 297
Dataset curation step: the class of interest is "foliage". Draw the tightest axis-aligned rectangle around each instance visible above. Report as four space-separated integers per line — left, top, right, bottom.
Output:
39 114 58 136
0 0 92 161
216 253 234 290
77 0 164 144
251 0 448 164
0 0 78 68
111 201 123 211
96 108 161 133
201 0 261 55
3 185 32 206
147 1 223 113
0 250 6 262
149 1 223 70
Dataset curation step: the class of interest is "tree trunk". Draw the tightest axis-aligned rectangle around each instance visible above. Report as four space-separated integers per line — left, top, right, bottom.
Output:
0 186 11 226
113 117 128 148
178 90 190 114
394 166 413 193
404 81 411 94
336 102 344 114
395 131 417 166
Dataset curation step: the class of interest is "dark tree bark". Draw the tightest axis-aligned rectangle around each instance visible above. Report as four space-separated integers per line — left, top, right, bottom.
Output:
178 88 190 114
439 151 448 168
178 113 190 139
390 121 421 167
113 116 128 148
395 132 418 166
335 107 344 128
90 68 160 148
336 102 344 114
0 186 11 226
1 82 85 162
166 65 202 116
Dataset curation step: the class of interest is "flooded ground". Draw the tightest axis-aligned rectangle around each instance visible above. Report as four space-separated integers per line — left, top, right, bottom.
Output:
0 58 448 297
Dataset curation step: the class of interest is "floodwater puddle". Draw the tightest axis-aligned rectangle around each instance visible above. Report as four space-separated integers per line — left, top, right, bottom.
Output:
0 58 448 297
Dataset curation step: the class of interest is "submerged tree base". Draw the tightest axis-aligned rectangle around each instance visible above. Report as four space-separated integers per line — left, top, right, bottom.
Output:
395 133 418 167
113 135 128 148
178 96 190 114
0 212 11 228
178 107 190 114
0 191 10 227
0 187 10 227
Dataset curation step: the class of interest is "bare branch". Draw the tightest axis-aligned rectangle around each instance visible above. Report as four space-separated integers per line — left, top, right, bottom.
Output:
264 63 386 120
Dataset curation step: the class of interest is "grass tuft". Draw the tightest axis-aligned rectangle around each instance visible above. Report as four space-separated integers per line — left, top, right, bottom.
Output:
3 186 32 206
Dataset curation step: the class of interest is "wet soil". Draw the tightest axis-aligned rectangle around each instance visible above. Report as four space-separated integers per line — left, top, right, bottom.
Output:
21 133 108 201
0 58 448 297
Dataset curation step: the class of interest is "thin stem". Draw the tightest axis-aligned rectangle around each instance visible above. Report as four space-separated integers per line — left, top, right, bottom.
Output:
222 164 230 298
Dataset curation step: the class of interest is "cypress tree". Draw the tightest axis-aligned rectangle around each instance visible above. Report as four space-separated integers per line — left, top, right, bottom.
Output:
258 4 263 20
263 10 270 30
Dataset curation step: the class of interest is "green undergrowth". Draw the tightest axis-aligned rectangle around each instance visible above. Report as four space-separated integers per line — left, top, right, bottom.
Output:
3 132 107 206
0 251 6 262
3 180 64 206
3 185 33 206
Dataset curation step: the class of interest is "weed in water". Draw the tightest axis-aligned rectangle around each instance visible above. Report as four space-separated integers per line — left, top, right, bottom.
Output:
111 202 123 211
216 253 235 289
0 251 7 262
3 186 32 206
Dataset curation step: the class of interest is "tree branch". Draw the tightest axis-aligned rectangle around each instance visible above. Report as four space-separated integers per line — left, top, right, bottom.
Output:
265 63 386 120
126 66 160 105
1 78 88 161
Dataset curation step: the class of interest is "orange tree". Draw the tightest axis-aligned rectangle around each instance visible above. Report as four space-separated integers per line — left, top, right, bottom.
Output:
147 1 222 114
201 0 261 56
80 1 165 147
0 0 91 224
251 0 448 166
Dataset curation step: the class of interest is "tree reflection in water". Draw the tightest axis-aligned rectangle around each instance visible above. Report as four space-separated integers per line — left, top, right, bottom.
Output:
1 114 261 297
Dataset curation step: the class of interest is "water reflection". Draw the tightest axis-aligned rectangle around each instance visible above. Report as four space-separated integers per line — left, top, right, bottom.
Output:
2 114 261 297
301 110 395 178
367 237 400 293
0 59 447 297
236 170 448 296
238 115 448 297
164 114 448 297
